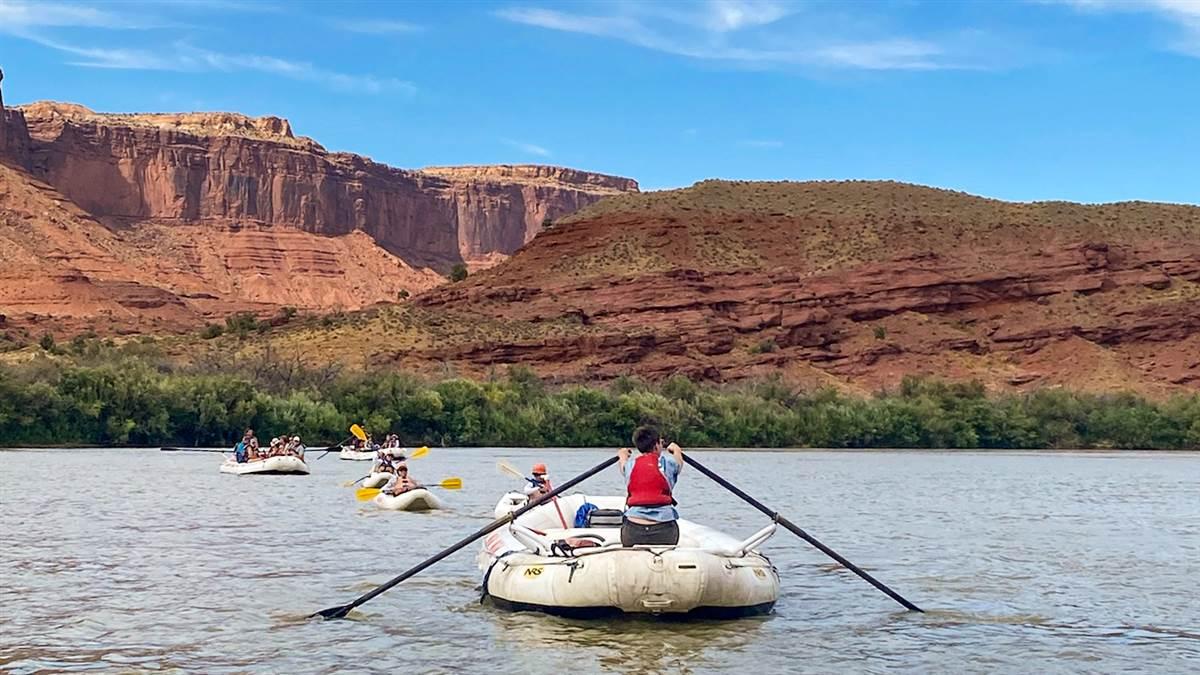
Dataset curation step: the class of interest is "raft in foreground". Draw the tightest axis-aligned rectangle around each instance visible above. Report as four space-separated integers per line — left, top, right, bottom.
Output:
477 493 779 618
219 456 310 475
373 488 442 511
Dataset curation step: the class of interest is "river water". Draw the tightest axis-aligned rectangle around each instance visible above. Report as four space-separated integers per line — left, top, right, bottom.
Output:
2 448 1199 673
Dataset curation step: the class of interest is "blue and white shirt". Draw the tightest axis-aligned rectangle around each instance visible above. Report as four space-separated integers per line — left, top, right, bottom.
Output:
621 452 681 522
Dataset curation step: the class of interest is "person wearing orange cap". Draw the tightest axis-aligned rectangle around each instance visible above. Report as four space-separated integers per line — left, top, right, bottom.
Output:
524 463 569 528
523 463 552 503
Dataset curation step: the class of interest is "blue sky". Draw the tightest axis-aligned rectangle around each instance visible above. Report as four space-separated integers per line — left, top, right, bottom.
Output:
1 0 1199 203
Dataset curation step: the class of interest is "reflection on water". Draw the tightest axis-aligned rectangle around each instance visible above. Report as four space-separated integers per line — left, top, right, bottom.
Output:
2 448 1200 673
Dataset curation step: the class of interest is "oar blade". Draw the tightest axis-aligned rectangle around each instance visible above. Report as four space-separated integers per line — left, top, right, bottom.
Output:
439 477 463 490
409 446 430 459
311 604 353 620
356 487 381 501
497 460 524 479
350 424 367 442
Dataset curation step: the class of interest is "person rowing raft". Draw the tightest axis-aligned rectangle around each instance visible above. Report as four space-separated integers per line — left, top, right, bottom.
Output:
617 425 684 546
523 463 552 503
383 462 420 496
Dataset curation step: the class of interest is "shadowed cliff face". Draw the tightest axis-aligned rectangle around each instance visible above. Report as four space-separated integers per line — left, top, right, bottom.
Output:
17 102 637 270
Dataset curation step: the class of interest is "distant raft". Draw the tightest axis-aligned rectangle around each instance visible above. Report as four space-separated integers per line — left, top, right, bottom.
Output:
219 456 310 476
373 488 442 512
477 493 779 619
339 447 375 461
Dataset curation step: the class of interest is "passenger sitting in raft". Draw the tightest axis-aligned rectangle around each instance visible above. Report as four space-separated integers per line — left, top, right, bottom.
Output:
234 428 256 463
374 447 400 473
617 426 684 547
524 463 552 503
286 435 305 459
383 463 420 496
245 431 262 461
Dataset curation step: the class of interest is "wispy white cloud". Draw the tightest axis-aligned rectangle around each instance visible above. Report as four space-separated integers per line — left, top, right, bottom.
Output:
1052 0 1200 55
37 37 415 94
335 18 423 35
496 1 977 70
0 0 162 30
738 139 783 148
0 0 415 95
502 138 552 157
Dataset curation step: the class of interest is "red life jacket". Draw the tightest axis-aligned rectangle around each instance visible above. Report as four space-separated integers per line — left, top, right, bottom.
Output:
626 453 674 507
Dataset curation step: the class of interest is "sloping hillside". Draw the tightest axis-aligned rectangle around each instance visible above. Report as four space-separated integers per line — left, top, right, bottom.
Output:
262 179 1200 395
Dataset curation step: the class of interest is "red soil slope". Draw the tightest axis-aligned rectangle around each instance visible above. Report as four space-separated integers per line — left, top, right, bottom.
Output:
412 180 1200 395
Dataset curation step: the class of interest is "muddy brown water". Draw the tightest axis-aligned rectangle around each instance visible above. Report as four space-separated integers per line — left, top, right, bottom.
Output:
2 448 1199 673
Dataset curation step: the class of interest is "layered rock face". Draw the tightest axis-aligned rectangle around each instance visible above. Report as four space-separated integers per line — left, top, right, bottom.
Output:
17 102 635 268
403 181 1200 394
0 74 31 170
0 98 635 332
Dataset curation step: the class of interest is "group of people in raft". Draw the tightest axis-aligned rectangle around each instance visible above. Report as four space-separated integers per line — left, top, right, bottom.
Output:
232 428 306 463
522 425 686 547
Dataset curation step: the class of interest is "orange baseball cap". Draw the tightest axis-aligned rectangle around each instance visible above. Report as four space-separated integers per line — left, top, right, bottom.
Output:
531 463 548 475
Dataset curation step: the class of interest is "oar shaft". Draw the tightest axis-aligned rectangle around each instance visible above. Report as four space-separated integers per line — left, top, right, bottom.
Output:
315 456 617 619
682 454 923 613
317 435 356 460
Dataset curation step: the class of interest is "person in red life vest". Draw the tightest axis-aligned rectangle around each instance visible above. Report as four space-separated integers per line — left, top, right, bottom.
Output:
523 463 552 503
618 425 683 546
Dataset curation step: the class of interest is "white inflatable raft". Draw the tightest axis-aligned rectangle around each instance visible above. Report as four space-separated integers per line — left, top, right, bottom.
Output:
361 471 393 489
339 447 375 461
478 493 779 619
373 488 442 511
219 455 310 476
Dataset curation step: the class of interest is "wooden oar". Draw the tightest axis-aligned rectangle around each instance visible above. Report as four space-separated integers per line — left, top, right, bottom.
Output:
497 460 569 528
682 454 923 613
341 446 431 487
355 477 463 501
312 456 618 620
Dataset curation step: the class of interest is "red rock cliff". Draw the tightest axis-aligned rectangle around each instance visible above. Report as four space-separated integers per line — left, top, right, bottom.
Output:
0 73 32 169
16 102 637 269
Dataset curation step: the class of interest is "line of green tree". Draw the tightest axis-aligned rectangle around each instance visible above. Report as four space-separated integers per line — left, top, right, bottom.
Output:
1 344 1198 449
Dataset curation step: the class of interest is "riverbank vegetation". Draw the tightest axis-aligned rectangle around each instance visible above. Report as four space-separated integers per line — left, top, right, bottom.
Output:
1 345 1197 449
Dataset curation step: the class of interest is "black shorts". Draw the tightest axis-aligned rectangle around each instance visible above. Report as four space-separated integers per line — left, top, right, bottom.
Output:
620 518 680 546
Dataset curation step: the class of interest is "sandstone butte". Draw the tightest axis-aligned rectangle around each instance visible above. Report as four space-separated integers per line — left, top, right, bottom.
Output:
311 178 1199 397
0 85 638 335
